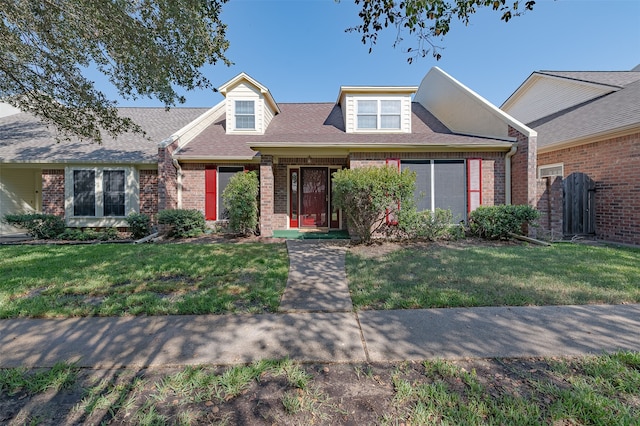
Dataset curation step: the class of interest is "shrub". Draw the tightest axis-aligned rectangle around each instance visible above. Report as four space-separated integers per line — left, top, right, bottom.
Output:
126 212 152 239
3 213 65 239
58 227 119 241
222 171 259 235
332 166 415 244
469 205 540 240
398 208 462 241
157 209 206 238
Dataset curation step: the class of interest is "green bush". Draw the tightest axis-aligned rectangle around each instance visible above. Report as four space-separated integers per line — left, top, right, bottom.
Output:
398 208 463 241
3 213 65 239
126 212 152 239
469 204 540 240
58 227 119 241
157 209 206 238
222 171 259 235
332 166 416 244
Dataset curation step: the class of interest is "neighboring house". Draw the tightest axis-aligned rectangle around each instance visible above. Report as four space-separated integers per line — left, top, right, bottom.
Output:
1 67 538 237
502 66 640 245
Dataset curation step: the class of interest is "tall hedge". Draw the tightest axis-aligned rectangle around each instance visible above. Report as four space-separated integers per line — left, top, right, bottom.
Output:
332 166 415 244
222 171 259 235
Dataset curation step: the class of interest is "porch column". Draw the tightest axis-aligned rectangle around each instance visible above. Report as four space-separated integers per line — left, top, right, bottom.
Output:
260 155 274 237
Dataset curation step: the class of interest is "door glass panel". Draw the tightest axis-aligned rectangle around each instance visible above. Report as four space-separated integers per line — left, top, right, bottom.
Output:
300 168 327 227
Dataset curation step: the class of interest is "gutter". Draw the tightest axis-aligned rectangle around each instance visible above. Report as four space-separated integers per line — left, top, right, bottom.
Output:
172 158 183 209
505 144 517 205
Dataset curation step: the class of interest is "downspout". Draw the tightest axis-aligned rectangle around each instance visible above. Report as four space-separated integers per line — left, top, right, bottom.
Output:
172 158 183 209
505 144 517 205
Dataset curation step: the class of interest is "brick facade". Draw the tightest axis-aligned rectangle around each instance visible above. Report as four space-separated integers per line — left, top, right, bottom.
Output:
139 170 158 220
534 176 563 240
41 169 65 217
259 156 275 236
181 163 206 212
158 140 179 211
538 132 640 245
509 126 537 207
348 151 506 207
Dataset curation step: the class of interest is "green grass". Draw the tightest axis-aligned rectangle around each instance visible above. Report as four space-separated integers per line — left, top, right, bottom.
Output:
0 243 288 318
387 352 640 425
347 243 640 310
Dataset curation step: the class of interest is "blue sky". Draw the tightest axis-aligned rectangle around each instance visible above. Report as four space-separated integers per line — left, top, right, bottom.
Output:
110 0 640 108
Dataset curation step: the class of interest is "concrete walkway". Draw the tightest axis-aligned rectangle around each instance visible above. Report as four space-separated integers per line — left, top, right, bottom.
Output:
1 240 639 368
279 240 353 313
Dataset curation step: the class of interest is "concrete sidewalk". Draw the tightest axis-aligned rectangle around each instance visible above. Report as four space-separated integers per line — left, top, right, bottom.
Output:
1 240 639 368
1 304 639 368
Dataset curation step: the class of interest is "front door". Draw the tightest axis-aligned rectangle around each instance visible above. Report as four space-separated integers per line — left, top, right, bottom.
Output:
300 168 328 227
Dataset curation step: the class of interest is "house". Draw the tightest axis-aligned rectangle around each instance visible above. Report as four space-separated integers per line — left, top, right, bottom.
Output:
1 67 538 237
502 66 640 245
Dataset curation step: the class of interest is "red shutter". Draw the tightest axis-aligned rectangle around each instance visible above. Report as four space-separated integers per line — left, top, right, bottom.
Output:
467 158 482 214
386 158 400 225
205 166 217 220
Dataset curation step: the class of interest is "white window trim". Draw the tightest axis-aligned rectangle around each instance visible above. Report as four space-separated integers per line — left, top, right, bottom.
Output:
355 97 403 131
538 163 564 179
64 166 139 227
234 99 256 131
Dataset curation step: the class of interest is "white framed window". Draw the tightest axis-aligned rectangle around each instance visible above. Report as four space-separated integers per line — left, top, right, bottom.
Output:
357 99 401 130
235 100 255 130
65 167 138 226
538 163 564 178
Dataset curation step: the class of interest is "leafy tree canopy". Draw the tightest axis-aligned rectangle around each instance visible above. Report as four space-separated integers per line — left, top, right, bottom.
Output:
1 0 230 142
347 0 536 62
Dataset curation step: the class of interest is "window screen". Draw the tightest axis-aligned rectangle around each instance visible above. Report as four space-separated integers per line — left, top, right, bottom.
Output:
434 160 466 222
103 170 125 216
73 170 95 216
401 160 466 222
217 166 244 220
235 101 255 129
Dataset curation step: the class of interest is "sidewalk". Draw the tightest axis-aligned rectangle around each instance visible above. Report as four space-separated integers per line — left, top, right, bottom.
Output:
1 241 639 368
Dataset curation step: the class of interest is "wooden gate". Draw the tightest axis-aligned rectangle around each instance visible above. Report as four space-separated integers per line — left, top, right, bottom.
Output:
563 172 596 236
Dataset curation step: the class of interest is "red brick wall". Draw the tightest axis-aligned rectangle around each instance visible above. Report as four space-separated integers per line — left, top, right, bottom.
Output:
509 127 537 207
534 176 563 240
348 151 506 207
139 170 158 220
538 132 640 245
41 169 65 217
158 141 178 211
181 163 206 212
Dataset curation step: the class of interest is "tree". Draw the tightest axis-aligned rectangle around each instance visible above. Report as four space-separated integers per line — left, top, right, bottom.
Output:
1 0 230 142
347 0 536 62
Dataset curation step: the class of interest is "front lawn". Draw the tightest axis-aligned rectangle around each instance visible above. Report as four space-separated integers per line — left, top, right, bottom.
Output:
0 243 288 318
347 242 640 310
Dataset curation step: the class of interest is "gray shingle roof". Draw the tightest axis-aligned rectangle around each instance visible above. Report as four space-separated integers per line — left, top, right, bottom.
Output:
176 102 512 159
0 108 208 163
537 71 640 89
528 76 640 148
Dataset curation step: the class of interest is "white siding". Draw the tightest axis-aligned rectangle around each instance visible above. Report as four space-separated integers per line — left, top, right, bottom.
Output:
503 77 614 124
0 168 40 234
343 94 412 133
224 82 278 135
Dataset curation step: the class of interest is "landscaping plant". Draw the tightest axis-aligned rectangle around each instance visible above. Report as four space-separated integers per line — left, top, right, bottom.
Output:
125 212 152 239
469 204 539 240
157 209 206 238
3 213 65 239
222 170 259 235
332 165 415 244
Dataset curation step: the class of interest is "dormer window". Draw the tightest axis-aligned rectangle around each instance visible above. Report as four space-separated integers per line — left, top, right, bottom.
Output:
235 100 255 129
357 99 401 130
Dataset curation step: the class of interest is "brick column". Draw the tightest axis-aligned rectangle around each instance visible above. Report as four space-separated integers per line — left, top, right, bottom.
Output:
260 155 274 236
509 126 537 208
41 169 65 217
158 139 179 211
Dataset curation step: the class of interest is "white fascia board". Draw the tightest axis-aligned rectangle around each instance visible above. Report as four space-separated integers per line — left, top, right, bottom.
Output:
174 155 259 161
159 100 225 151
219 72 280 114
336 86 418 105
417 67 536 139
